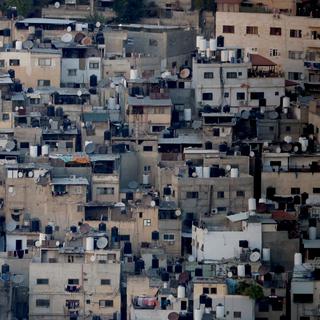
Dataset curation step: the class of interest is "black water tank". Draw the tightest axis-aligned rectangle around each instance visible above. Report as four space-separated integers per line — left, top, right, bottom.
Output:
152 231 159 241
210 167 220 177
55 107 64 118
35 29 42 38
205 297 212 308
217 35 224 47
122 127 129 137
45 225 53 235
239 240 248 248
259 98 267 107
161 272 170 282
314 268 320 280
219 143 228 152
3 29 10 37
14 82 22 92
266 187 276 199
1 263 9 274
152 257 159 269
199 294 207 304
99 222 106 232
175 264 182 274
124 242 132 254
104 131 111 140
31 219 40 232
163 187 171 195
6 8 17 19
8 69 15 78
309 218 317 227
90 74 98 87
195 268 203 277
167 265 173 273
245 264 251 276
70 225 77 233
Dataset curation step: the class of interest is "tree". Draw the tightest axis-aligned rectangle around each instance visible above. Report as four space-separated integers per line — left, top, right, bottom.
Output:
3 0 33 17
237 281 264 300
113 0 144 23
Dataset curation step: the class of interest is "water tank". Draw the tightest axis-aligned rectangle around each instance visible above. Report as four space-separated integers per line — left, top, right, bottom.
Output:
15 40 22 51
86 237 94 251
203 167 210 178
99 222 106 232
152 231 159 241
47 105 55 117
75 23 83 32
152 257 159 269
161 272 170 282
31 219 40 232
124 242 132 254
230 168 239 178
3 29 10 37
209 38 217 51
221 50 229 62
130 69 139 80
29 145 38 158
175 264 182 274
294 253 302 266
216 304 225 319
70 225 77 233
45 225 53 235
41 145 49 156
283 97 290 108
237 264 245 277
309 226 317 240
184 108 192 121
177 285 186 299
142 174 149 185
217 35 224 47
248 198 256 212
284 136 292 144
195 268 203 277
199 39 207 51
195 167 203 178
199 294 207 304
194 308 203 320
262 248 271 262
1 264 9 274
228 50 236 62
196 35 204 48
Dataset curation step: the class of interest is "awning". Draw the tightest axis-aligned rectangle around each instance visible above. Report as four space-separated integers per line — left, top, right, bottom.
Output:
250 54 277 66
285 80 299 87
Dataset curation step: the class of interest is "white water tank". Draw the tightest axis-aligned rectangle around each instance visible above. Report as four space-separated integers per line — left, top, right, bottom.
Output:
209 38 217 51
29 145 38 158
194 308 203 320
196 35 204 48
130 69 139 80
284 136 292 144
248 198 256 212
259 198 266 204
206 48 212 58
203 167 210 178
309 226 317 240
41 145 49 156
86 237 94 251
184 108 192 121
177 285 186 299
221 50 229 62
237 264 245 277
299 137 308 152
294 253 302 266
142 174 149 185
195 166 203 178
228 49 236 62
216 304 225 319
75 23 83 32
199 39 207 51
283 97 290 108
230 168 239 178
262 248 271 262
15 40 22 51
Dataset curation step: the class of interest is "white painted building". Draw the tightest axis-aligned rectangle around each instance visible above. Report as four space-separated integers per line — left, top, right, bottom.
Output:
192 221 262 261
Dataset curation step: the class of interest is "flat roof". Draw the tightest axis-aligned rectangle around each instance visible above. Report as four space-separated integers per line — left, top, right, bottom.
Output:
303 239 320 249
159 134 202 145
17 18 75 25
128 96 172 107
51 177 89 185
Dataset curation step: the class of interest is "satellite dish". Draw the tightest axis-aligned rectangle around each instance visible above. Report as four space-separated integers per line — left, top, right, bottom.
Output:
18 171 23 178
114 202 126 208
5 140 15 152
12 274 24 284
81 36 92 46
8 186 14 193
249 151 255 157
74 32 86 43
168 312 179 320
250 251 261 262
226 165 232 171
96 21 101 28
54 2 60 8
97 237 108 249
6 221 17 232
150 200 156 207
85 142 95 154
67 26 72 33
179 68 191 79
227 271 233 278
55 241 60 247
268 111 279 120
90 255 96 262
28 171 34 178
115 104 120 110
22 40 33 50
188 255 195 262
61 33 73 43
128 181 139 189
192 172 197 177
175 209 182 217
241 110 250 120
79 223 90 234
35 240 41 247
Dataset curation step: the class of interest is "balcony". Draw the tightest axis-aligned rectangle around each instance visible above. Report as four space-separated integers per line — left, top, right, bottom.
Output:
65 285 81 293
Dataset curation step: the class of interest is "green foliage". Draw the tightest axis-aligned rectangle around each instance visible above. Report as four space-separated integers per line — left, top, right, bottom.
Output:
3 0 33 17
237 281 264 300
193 0 215 11
113 0 144 23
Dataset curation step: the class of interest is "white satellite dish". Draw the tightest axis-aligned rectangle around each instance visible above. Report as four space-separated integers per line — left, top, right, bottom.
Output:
12 274 24 284
226 165 231 171
150 200 156 207
97 237 108 249
114 202 126 208
90 255 96 262
250 251 261 262
54 2 60 8
67 26 72 33
55 241 60 247
249 151 255 158
61 33 73 43
35 240 41 247
227 271 233 278
175 209 182 217
96 21 101 28
188 255 195 262
8 186 14 193
6 221 17 232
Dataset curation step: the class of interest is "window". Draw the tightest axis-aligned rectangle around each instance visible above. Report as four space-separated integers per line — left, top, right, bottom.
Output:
120 235 130 241
269 49 280 57
89 62 99 69
203 287 209 294
291 188 300 194
288 51 304 60
288 72 302 81
275 91 279 96
144 165 151 172
20 142 29 149
286 126 291 132
9 59 20 66
223 25 234 33
99 300 113 307
293 294 313 303
2 113 9 121
290 29 302 38
224 92 229 98
149 39 158 46
217 191 224 198
0 60 4 67
68 279 79 285
143 219 151 226
211 287 217 294
96 187 114 195
163 234 175 241
152 125 165 132
186 191 198 199
226 72 237 79
270 27 281 36
270 161 281 166
237 92 245 100
269 126 274 132
68 69 77 76
38 58 51 66
30 98 40 104
236 190 245 197
143 146 153 152
234 312 241 318
202 93 213 101
250 92 264 100
36 299 50 307
181 300 187 310
313 188 320 193
101 279 111 285
204 72 214 79
37 80 50 86
66 141 73 149
37 278 49 285
246 26 258 35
